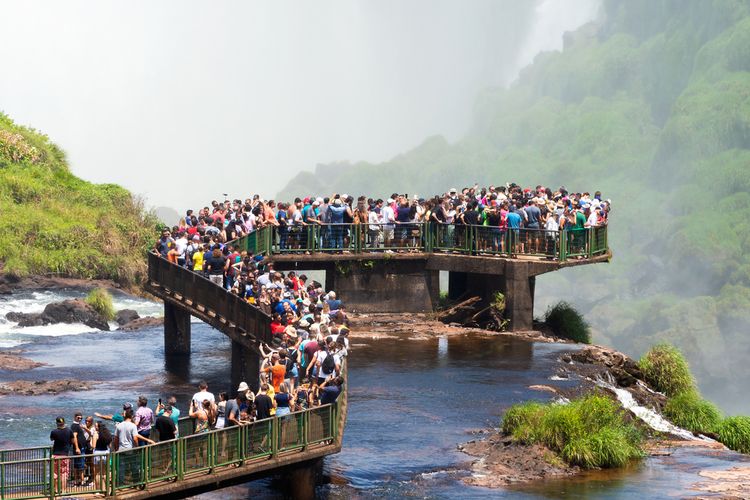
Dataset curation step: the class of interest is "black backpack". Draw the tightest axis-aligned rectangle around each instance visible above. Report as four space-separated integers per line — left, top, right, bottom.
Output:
321 351 335 373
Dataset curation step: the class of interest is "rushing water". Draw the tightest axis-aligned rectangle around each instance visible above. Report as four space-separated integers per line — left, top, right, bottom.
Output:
1 290 748 499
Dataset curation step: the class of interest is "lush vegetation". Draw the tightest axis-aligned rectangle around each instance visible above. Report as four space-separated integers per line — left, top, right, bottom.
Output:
501 393 643 468
544 301 591 343
638 343 696 397
276 1 750 410
717 416 750 454
662 391 722 435
0 113 159 286
85 288 115 321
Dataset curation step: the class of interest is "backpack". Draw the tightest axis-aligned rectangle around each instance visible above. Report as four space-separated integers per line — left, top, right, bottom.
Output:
321 351 336 373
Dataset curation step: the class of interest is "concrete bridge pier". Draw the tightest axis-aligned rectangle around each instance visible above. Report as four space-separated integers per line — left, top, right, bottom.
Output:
231 342 261 393
164 301 191 355
327 259 440 313
447 260 535 331
280 457 323 500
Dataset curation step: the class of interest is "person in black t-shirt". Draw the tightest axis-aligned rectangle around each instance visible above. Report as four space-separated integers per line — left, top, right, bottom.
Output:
153 405 177 441
254 383 274 421
50 416 73 494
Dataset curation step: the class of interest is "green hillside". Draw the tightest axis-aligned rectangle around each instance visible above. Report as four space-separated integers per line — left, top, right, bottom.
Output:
277 0 750 412
0 113 158 286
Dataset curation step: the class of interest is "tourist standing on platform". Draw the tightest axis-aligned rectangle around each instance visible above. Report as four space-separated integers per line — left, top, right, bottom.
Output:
51 416 73 494
134 396 154 445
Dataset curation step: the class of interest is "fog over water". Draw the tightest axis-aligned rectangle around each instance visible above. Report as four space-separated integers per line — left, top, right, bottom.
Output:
0 0 597 211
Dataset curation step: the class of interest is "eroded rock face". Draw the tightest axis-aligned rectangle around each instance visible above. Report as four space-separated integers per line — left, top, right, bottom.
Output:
115 309 140 325
118 316 163 331
5 299 110 331
0 379 94 396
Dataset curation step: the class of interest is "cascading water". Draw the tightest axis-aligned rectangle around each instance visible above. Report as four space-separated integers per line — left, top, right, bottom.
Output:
595 376 713 442
506 0 600 85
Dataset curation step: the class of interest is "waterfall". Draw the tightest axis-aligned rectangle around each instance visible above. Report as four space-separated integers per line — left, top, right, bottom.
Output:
506 0 600 85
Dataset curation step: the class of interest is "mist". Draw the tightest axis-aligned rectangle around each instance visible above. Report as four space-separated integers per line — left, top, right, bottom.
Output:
0 0 597 212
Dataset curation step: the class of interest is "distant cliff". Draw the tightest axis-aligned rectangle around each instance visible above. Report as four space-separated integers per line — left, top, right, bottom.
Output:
276 0 750 412
0 112 158 286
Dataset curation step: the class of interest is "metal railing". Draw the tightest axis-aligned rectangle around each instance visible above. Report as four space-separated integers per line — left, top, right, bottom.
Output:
0 401 340 499
239 223 608 262
146 251 272 345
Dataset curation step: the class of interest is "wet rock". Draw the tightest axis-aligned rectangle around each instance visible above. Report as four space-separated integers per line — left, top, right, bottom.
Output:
115 309 140 325
119 316 163 331
612 367 637 387
0 379 94 396
5 299 110 331
0 353 45 371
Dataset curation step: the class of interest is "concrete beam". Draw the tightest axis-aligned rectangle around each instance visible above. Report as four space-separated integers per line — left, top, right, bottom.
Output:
164 301 191 355
231 341 261 393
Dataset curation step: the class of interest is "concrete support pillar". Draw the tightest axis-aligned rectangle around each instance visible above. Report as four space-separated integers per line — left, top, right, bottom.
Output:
231 341 260 393
282 458 323 500
504 261 535 331
329 259 440 313
164 301 191 355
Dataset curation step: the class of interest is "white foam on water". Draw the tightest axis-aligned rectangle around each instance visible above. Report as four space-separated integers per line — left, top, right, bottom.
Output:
0 289 161 344
597 379 710 441
549 375 568 381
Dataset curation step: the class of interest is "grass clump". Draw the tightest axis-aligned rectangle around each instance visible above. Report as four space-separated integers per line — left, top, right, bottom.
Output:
717 416 750 454
638 343 695 397
544 301 591 343
663 391 722 434
86 288 115 321
501 393 643 469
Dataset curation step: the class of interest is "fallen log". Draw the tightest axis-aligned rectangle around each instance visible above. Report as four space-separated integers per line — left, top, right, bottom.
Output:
437 296 481 323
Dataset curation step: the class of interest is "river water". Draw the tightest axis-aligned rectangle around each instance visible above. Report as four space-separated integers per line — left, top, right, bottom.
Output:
1 290 748 499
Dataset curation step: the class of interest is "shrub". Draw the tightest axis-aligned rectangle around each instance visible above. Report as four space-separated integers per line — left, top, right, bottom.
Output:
562 427 642 468
663 391 722 434
544 301 591 343
86 288 115 321
638 343 696 397
717 416 750 454
500 393 643 469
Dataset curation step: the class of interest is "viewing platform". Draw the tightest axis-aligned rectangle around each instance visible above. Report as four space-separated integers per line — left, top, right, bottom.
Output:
238 223 610 330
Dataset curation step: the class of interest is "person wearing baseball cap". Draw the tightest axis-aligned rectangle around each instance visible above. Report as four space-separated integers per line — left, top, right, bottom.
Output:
51 416 73 493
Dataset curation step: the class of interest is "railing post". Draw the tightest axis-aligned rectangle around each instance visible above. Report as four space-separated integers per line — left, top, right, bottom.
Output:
177 439 184 481
271 418 279 458
560 230 567 262
49 455 55 500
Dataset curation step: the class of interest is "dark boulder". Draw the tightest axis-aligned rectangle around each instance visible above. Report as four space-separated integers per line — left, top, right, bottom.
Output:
115 309 140 326
5 299 110 331
41 300 110 331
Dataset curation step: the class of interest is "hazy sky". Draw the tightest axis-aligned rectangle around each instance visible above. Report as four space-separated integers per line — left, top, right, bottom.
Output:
0 0 597 211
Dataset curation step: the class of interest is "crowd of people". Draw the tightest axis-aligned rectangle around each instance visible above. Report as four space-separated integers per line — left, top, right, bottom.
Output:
48 292 348 492
156 183 609 265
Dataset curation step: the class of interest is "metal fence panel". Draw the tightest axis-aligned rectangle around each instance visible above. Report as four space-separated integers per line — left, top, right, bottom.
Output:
213 426 243 467
0 458 50 500
182 433 211 474
244 419 273 460
307 405 333 445
277 413 304 452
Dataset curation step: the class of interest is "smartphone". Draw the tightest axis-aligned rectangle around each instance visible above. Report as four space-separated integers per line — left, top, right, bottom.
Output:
158 398 162 405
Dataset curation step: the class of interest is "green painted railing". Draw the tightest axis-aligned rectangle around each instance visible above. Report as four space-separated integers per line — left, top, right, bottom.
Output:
0 395 343 499
236 223 609 262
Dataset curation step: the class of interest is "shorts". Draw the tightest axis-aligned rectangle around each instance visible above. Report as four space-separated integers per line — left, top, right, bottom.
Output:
383 227 394 241
53 454 70 477
73 452 86 470
276 407 291 417
93 450 109 466
209 274 223 286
